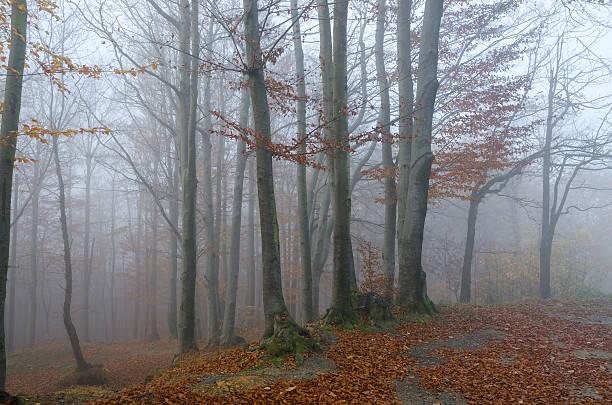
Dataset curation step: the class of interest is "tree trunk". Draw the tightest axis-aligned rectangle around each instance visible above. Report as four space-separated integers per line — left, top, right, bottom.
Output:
312 186 331 317
291 0 313 324
82 152 93 342
53 137 90 371
0 0 27 389
460 192 480 303
177 0 199 355
201 22 220 349
148 197 160 341
247 159 256 327
396 0 414 245
396 0 443 315
540 74 555 300
376 0 396 301
28 149 40 346
133 188 144 340
220 85 250 346
244 0 302 348
110 179 117 341
7 175 18 354
168 154 179 339
327 0 355 324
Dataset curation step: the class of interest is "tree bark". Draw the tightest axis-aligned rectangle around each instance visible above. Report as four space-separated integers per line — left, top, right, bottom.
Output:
28 147 41 346
291 0 314 324
396 0 443 315
148 195 160 341
376 0 396 301
53 136 90 371
82 147 94 342
220 85 250 346
396 0 414 244
247 159 256 327
243 0 299 341
110 179 117 341
327 0 355 324
540 73 555 300
168 154 179 339
459 192 479 303
0 0 27 389
7 175 18 354
312 186 331 317
201 20 220 349
177 0 199 355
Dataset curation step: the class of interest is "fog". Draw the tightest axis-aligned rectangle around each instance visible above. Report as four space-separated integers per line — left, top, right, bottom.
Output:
2 0 611 367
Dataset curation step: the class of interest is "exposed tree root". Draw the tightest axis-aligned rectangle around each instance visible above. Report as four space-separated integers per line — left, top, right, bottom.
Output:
256 313 319 363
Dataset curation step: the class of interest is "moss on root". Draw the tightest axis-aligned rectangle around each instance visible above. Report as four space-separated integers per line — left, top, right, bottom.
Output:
259 313 319 363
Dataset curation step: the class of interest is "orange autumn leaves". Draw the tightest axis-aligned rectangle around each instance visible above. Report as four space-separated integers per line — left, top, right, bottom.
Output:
84 300 611 404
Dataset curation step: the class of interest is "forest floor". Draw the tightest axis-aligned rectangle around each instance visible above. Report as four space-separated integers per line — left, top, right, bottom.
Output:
7 299 611 404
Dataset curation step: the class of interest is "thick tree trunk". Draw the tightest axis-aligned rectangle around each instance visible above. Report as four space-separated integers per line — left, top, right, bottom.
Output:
396 0 443 315
460 193 480 303
291 0 314 324
327 0 355 324
177 0 199 355
396 0 414 244
539 231 553 299
376 0 396 301
53 137 90 372
220 86 250 346
0 0 27 389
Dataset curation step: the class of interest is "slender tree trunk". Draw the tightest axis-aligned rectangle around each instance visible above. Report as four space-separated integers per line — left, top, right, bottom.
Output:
177 0 200 355
201 22 220 349
244 0 299 340
291 0 313 324
53 137 90 371
148 198 160 341
327 0 354 324
28 152 40 346
460 191 480 303
247 159 256 327
396 0 443 314
110 179 116 341
7 175 18 354
133 189 144 340
82 153 93 342
221 86 250 346
168 156 179 339
376 0 396 300
214 110 226 321
0 0 27 388
540 74 555 300
312 186 331 317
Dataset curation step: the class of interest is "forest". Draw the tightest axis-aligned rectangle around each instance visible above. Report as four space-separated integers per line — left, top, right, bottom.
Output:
0 0 611 403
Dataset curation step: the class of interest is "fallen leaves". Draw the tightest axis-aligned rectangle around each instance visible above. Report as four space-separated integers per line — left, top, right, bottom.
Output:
10 299 611 404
